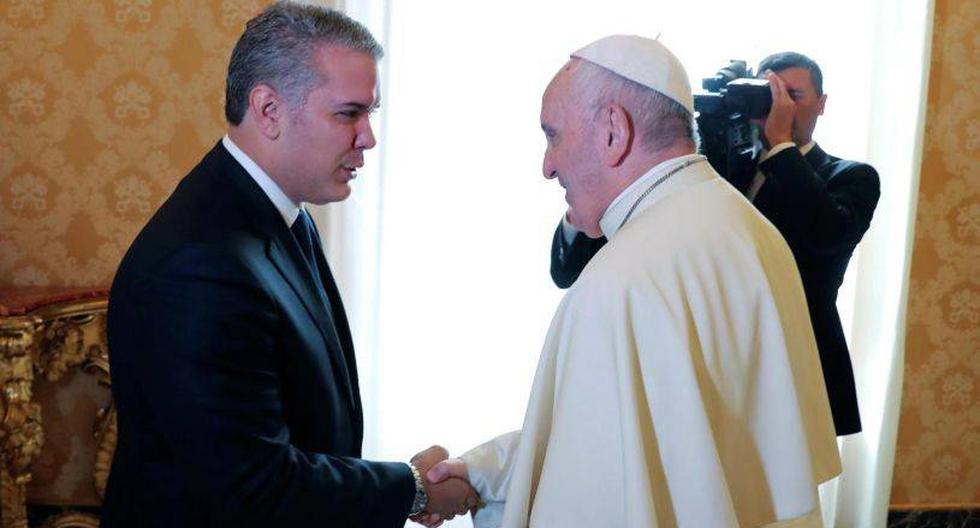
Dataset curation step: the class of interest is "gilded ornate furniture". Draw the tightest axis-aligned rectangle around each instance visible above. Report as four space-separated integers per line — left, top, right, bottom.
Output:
0 287 112 528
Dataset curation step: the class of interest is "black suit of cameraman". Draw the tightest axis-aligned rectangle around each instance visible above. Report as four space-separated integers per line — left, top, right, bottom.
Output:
549 53 879 436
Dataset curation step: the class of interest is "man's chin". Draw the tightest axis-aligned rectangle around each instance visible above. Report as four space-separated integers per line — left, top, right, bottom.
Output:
309 184 352 205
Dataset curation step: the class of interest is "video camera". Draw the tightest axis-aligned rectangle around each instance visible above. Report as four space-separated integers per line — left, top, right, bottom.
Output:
693 60 772 191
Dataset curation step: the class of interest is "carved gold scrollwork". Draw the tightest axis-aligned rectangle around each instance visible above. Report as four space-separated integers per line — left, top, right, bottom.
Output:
37 511 100 528
90 404 115 501
38 314 95 382
82 352 109 386
1 298 112 527
1 321 43 528
83 356 115 501
31 300 107 382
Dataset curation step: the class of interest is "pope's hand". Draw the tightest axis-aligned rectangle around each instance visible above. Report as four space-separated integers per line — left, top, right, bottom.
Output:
427 458 470 484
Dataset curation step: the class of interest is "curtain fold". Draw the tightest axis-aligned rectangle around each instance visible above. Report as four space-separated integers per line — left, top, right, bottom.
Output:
326 2 937 526
822 0 935 526
310 0 391 458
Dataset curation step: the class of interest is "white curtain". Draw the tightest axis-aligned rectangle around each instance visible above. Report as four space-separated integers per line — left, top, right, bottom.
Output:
821 0 934 526
324 1 936 526
309 0 392 457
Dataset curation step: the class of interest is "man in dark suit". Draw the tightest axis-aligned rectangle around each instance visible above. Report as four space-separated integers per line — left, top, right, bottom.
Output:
103 4 475 527
550 52 879 436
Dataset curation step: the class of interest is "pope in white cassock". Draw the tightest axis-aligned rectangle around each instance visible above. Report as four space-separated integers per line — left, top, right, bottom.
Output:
421 36 841 528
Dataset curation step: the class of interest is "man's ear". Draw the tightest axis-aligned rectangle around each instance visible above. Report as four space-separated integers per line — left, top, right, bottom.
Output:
817 93 827 116
249 84 285 140
599 103 633 166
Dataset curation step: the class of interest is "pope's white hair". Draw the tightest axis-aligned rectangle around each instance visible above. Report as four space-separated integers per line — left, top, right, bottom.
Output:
569 59 694 152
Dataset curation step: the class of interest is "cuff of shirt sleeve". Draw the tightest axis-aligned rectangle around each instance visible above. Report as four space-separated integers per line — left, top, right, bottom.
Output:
760 141 796 162
460 431 521 504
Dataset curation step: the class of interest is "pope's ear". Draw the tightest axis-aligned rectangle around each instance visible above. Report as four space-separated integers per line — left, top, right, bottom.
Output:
598 103 632 166
249 84 285 140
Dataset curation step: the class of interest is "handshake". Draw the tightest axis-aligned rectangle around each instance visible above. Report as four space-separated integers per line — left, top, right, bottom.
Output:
409 445 479 527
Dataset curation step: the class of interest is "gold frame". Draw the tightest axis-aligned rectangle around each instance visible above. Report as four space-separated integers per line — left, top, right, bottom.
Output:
0 297 112 528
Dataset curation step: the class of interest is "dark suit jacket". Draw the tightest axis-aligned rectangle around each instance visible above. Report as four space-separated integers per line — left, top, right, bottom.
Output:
102 142 414 527
550 145 879 436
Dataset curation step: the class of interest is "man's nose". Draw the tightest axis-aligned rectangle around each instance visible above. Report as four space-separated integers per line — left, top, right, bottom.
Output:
542 157 557 180
355 116 376 150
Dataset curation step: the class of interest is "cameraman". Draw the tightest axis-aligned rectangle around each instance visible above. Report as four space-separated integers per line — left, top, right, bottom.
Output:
548 52 880 436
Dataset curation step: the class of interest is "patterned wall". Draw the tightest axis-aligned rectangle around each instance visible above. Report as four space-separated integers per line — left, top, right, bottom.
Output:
0 1 265 288
891 0 980 508
2 1 978 507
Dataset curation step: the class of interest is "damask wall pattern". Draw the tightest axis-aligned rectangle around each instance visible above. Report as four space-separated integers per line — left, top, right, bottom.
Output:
891 0 979 508
2 0 978 509
0 1 266 287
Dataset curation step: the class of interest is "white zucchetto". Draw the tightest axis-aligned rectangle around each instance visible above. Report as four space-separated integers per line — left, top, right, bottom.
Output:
572 35 693 114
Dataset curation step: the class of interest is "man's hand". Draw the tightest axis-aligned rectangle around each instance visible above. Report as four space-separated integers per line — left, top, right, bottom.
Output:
762 70 796 147
408 448 479 528
411 445 449 476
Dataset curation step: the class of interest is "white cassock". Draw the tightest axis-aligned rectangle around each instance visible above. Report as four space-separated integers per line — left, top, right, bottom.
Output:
461 154 841 528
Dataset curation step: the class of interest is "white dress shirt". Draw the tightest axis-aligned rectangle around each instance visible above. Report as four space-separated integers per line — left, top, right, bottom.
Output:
222 134 302 227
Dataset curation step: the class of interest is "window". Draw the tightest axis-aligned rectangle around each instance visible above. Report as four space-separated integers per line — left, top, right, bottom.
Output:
335 2 926 526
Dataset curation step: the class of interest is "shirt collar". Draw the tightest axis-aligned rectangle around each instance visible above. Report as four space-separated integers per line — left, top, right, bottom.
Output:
799 140 816 156
222 134 301 227
599 153 706 239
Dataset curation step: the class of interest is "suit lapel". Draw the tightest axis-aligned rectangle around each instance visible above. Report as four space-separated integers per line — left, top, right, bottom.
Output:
267 239 357 410
804 144 831 177
213 142 359 417
307 220 362 423
754 144 829 209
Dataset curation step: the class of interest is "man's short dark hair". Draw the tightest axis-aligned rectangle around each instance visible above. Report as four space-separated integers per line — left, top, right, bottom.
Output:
225 1 383 125
758 52 823 95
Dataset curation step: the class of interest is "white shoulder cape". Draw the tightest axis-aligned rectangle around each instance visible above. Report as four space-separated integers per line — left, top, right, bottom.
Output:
462 161 840 527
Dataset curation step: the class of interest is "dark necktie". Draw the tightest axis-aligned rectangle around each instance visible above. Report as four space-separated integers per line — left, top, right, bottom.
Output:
290 210 326 295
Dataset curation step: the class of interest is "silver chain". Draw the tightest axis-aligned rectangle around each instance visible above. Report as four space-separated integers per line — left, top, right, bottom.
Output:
616 156 707 232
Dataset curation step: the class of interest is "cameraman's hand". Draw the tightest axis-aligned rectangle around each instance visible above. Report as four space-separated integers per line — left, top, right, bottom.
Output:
761 71 795 148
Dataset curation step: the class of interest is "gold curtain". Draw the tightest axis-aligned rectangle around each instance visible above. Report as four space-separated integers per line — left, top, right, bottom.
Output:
891 0 980 509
